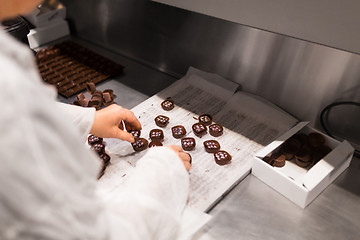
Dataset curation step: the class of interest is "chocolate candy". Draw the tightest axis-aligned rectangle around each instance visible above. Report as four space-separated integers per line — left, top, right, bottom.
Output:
73 98 89 107
88 100 102 110
263 156 274 165
98 165 106 179
187 153 192 164
281 137 301 160
128 130 141 139
36 41 124 98
161 99 174 111
77 92 86 100
155 115 170 127
295 146 312 162
292 133 308 147
149 141 163 147
103 92 113 104
199 114 212 126
181 137 196 151
86 82 96 93
88 135 103 145
103 89 114 99
87 134 111 177
132 138 148 152
203 140 220 153
272 153 286 167
91 143 105 154
171 125 186 139
214 150 232 165
192 123 207 137
295 146 312 168
307 132 326 148
311 145 331 165
209 123 223 137
92 90 103 98
295 158 311 168
149 129 164 142
99 152 111 165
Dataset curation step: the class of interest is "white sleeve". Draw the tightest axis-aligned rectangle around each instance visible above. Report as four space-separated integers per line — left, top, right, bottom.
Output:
55 102 96 142
0 30 191 240
103 147 190 240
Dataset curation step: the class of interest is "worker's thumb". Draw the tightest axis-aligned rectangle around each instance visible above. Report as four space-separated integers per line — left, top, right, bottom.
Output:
115 129 135 143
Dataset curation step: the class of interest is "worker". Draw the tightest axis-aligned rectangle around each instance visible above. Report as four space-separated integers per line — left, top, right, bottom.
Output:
0 1 192 239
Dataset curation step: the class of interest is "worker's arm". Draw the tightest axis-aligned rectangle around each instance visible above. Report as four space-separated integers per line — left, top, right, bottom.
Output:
104 146 190 240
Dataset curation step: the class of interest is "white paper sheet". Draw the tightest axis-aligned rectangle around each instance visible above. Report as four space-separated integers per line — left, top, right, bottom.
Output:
97 68 298 213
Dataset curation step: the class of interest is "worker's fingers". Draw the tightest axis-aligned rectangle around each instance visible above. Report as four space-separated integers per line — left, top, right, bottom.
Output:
167 145 192 171
167 145 183 153
113 129 135 143
120 108 142 131
178 151 191 163
183 161 191 171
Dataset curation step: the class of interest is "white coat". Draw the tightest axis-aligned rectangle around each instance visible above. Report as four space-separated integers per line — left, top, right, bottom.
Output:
0 29 190 240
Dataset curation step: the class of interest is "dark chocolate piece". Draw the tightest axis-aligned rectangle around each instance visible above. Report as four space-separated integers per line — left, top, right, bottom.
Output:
155 115 170 127
91 94 103 106
99 152 111 164
132 138 148 152
92 90 103 97
311 145 332 165
98 165 106 179
199 114 212 126
181 137 196 151
272 153 286 167
281 137 302 160
36 41 124 98
292 133 308 147
91 143 105 154
73 98 89 107
263 156 275 166
149 141 163 147
86 82 96 93
209 123 223 137
77 92 86 100
295 158 311 168
88 100 101 110
192 123 207 137
295 146 312 163
214 150 232 165
103 89 114 99
88 135 103 145
171 125 187 139
149 129 164 141
203 140 220 153
307 132 326 148
188 153 192 164
103 92 112 102
128 130 141 139
161 99 174 111
103 101 114 107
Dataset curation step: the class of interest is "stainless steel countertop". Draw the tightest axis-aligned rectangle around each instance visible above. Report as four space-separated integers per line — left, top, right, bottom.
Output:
57 38 360 240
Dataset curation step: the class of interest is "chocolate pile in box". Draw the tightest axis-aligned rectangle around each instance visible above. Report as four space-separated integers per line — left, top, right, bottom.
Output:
36 41 124 98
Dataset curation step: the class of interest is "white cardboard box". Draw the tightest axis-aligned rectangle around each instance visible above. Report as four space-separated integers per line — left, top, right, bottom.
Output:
27 19 69 49
252 122 354 208
25 3 66 27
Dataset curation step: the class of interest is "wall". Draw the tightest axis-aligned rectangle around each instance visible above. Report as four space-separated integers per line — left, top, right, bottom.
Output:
152 0 360 55
61 0 360 145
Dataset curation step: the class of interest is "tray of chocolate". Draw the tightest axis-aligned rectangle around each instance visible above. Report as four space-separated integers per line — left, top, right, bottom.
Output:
36 41 124 98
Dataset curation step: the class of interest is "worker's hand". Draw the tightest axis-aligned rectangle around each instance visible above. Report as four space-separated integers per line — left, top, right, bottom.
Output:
167 145 192 171
90 104 141 143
